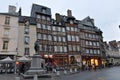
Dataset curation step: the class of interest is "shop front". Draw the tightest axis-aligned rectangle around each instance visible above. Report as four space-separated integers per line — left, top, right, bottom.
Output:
81 55 102 67
53 54 68 67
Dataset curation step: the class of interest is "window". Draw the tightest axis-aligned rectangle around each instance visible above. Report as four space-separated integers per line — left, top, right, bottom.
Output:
97 42 100 46
42 15 46 20
54 36 57 41
77 46 80 51
93 42 96 46
71 27 74 31
70 20 73 24
54 46 57 52
44 45 47 51
67 35 71 41
39 45 42 51
3 41 8 50
90 49 93 54
25 21 29 26
37 23 42 28
52 26 56 31
43 34 46 40
89 34 92 38
47 17 50 21
74 28 77 32
5 16 10 25
86 49 89 53
60 46 62 52
47 25 51 30
76 36 79 41
89 41 92 45
4 29 9 36
58 36 61 41
42 24 46 29
58 27 61 32
72 35 75 41
24 48 29 55
66 27 70 31
62 28 65 32
85 33 88 37
37 33 42 39
64 46 67 52
73 45 76 51
48 35 52 40
24 36 29 44
37 15 41 18
63 37 66 42
42 8 46 13
68 45 72 51
24 27 29 34
94 50 97 54
86 41 89 45
97 50 100 54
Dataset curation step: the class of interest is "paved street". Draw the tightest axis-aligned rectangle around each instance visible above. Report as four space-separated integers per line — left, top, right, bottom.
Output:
0 66 120 80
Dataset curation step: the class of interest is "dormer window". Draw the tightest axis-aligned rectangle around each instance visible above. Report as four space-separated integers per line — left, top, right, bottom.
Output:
70 20 73 24
42 8 46 13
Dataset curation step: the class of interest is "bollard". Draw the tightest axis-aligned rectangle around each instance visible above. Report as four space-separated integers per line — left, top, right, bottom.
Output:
56 71 60 76
64 70 67 74
33 74 38 80
53 69 56 73
98 77 104 80
15 77 20 80
70 68 72 73
74 68 77 72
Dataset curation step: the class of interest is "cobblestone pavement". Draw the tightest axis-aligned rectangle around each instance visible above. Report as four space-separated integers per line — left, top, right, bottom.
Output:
0 66 120 80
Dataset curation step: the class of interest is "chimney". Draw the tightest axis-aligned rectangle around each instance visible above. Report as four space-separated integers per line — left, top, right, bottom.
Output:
18 7 22 16
9 5 16 14
67 9 72 16
91 18 94 25
55 13 61 22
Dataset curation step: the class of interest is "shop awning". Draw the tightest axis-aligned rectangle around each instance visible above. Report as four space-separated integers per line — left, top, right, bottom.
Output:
17 56 31 62
0 57 15 63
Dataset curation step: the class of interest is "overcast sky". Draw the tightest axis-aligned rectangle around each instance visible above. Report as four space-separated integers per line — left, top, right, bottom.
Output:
0 0 120 42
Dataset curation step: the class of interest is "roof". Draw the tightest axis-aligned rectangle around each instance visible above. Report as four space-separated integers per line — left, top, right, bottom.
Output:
31 4 51 17
19 16 36 25
0 12 18 17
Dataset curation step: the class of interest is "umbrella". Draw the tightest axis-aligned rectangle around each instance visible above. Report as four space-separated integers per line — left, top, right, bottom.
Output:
0 57 15 63
17 56 31 62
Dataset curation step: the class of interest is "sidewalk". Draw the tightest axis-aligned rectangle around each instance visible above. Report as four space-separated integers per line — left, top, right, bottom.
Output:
0 69 80 80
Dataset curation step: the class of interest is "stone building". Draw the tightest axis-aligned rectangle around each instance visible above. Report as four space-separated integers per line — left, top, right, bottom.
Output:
78 16 105 67
0 4 105 67
0 5 19 59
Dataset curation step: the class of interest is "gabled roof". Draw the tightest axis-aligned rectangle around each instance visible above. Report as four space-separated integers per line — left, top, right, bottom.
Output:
81 16 94 27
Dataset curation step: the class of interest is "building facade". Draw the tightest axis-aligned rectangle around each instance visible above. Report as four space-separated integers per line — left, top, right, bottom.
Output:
0 4 105 67
104 40 120 66
0 5 19 59
78 17 105 67
18 16 36 57
18 4 105 67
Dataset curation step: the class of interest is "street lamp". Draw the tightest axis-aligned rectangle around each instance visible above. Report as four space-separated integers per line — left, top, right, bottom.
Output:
14 48 18 74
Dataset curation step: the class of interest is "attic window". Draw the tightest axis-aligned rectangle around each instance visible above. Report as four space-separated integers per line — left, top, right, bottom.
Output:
42 8 46 13
70 20 73 24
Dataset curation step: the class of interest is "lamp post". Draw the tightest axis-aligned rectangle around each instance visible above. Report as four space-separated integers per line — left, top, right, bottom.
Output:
14 48 18 74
